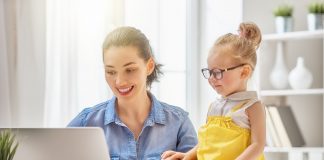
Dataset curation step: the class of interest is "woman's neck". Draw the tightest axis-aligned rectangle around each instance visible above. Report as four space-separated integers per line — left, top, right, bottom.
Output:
115 91 152 140
116 91 152 120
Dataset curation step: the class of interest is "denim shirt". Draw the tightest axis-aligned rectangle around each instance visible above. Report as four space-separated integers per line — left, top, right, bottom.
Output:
68 93 198 160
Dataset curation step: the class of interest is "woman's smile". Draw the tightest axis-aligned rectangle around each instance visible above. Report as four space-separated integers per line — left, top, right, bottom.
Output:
117 86 134 95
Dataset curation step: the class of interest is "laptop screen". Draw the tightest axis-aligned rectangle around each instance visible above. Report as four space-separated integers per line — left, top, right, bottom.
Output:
0 127 110 160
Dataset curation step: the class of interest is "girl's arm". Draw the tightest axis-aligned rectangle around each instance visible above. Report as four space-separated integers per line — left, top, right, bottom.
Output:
236 101 266 160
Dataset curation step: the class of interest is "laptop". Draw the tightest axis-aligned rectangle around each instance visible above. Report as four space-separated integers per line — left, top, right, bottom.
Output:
0 127 110 160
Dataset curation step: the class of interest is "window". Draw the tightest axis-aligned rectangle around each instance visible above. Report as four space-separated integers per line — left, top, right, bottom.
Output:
124 0 187 108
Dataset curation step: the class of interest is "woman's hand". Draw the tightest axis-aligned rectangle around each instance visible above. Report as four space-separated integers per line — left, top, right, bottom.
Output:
161 145 198 160
161 150 185 160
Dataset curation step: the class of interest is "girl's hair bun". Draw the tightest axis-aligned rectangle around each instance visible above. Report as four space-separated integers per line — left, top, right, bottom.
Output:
239 22 262 49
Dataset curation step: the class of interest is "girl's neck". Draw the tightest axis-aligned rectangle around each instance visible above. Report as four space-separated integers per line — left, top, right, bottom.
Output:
223 85 247 97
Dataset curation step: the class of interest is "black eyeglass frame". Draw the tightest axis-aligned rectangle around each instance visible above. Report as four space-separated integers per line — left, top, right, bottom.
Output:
201 64 246 80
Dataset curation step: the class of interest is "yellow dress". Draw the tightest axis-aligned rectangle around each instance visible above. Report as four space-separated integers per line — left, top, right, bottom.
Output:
197 92 265 160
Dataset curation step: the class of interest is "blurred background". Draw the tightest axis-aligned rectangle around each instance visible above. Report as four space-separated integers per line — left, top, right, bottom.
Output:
0 0 245 128
1 0 323 152
2 0 324 159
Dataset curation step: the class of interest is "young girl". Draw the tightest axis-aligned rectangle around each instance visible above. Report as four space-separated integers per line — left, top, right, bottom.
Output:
162 22 265 160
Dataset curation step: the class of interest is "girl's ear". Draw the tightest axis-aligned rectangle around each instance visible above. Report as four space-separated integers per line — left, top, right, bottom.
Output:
146 58 155 75
241 65 252 79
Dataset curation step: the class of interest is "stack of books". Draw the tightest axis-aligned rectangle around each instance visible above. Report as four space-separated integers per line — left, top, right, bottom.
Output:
265 105 305 147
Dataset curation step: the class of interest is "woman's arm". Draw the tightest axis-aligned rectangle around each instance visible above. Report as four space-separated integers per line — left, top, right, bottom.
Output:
161 114 198 160
176 115 198 152
235 101 266 160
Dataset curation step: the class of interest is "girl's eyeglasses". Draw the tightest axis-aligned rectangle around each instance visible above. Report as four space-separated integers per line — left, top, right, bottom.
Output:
201 64 246 80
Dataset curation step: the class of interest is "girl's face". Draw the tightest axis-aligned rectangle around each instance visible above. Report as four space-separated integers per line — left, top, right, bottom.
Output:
103 46 154 101
207 48 247 97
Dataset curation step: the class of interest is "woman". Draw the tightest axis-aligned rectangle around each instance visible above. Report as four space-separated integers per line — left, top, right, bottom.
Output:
68 26 197 159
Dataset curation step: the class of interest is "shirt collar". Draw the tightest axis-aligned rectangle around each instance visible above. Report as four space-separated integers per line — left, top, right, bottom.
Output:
104 96 117 125
221 91 258 101
104 92 166 125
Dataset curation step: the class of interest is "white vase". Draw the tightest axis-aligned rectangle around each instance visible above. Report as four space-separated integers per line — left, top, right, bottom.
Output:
270 43 289 89
275 16 293 33
288 57 313 89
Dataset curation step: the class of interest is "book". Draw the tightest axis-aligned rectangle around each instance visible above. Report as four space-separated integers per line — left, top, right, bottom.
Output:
265 106 281 147
276 106 305 147
268 106 291 147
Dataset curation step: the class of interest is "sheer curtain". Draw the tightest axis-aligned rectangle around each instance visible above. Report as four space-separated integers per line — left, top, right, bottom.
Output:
44 0 121 127
0 0 122 127
1 0 198 127
0 0 47 127
0 0 11 127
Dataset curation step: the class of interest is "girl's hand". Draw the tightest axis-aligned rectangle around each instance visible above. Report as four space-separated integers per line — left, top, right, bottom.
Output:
161 150 185 160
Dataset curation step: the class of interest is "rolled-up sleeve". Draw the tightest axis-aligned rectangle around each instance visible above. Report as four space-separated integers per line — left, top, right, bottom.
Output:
177 116 198 152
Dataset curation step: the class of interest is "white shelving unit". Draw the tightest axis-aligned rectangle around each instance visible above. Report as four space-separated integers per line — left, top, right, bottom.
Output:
265 147 324 160
260 88 324 96
263 30 324 41
258 30 324 160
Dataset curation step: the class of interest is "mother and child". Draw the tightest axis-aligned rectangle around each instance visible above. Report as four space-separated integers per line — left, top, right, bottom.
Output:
68 21 266 160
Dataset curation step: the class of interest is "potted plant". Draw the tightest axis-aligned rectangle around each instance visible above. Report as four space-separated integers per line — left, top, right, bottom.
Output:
273 4 293 33
307 2 324 30
0 130 19 160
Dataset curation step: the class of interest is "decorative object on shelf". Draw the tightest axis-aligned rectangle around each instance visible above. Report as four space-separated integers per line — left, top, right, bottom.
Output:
273 4 293 33
307 2 324 31
0 130 19 160
270 42 289 89
288 57 313 89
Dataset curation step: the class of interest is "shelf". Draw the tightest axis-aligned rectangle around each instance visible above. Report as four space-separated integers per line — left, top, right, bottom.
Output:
265 147 324 153
263 30 324 41
260 88 324 96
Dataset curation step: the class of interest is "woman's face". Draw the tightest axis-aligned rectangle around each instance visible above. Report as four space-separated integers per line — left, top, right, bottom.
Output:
103 46 154 101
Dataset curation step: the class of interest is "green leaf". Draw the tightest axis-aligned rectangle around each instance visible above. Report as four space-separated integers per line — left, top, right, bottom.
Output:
308 1 324 13
273 4 293 17
8 143 19 160
0 130 19 160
